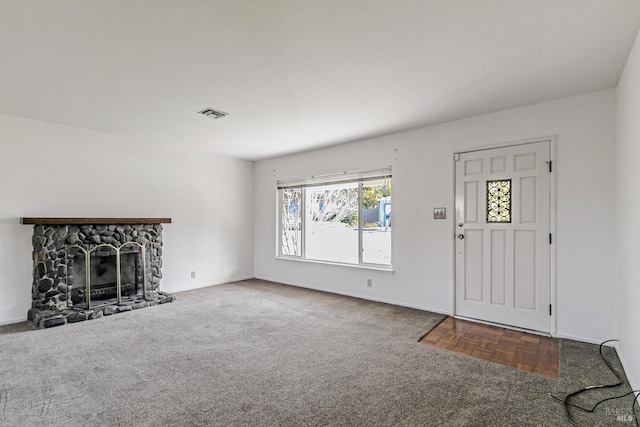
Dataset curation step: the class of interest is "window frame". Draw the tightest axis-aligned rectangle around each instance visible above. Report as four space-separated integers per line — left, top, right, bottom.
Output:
277 187 306 259
276 167 392 269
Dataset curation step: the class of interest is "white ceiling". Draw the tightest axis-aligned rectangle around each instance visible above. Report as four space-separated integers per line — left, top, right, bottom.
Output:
1 1 640 160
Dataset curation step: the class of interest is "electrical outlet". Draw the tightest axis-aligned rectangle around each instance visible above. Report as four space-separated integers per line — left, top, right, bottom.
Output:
191 271 196 279
367 279 372 288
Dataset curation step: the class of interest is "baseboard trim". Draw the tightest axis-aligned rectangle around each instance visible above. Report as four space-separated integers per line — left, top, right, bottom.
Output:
0 316 28 326
615 342 639 391
254 275 451 316
169 275 255 293
554 333 617 347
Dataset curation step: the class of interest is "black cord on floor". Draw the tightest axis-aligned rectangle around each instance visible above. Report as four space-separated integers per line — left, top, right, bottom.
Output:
549 339 640 426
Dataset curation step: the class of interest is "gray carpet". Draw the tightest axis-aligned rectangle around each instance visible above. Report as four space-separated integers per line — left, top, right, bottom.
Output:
0 279 635 426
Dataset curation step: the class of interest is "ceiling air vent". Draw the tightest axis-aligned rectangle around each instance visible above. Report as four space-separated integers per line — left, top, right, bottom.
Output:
198 108 229 119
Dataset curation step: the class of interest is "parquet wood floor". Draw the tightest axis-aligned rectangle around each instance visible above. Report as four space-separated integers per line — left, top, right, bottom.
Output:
420 317 559 378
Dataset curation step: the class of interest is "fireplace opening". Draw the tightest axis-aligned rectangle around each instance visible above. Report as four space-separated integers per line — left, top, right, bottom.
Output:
67 243 147 309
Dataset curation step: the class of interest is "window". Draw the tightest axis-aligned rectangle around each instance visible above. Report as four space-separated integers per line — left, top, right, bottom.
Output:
486 179 511 223
278 167 392 268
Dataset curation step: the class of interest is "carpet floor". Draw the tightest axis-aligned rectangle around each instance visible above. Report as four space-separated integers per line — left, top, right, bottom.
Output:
0 279 635 426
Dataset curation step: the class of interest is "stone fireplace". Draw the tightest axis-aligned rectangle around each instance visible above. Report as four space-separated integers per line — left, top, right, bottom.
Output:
21 218 174 328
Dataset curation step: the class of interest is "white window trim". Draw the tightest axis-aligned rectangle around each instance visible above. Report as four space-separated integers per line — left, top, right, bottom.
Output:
276 187 306 259
276 167 392 269
276 256 395 272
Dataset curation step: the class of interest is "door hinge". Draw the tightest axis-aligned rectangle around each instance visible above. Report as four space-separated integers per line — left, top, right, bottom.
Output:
454 153 460 161
549 304 552 316
549 233 552 244
547 160 553 172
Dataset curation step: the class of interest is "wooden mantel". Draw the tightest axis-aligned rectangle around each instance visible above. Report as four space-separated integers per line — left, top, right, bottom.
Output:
20 217 172 225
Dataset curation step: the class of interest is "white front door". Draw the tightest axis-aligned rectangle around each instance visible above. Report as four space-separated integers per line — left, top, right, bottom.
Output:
454 141 551 332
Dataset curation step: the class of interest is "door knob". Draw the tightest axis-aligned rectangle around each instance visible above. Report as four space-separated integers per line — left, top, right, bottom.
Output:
457 234 464 240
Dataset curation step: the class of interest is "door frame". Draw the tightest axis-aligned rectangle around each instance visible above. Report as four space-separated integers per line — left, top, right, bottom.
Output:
450 135 557 336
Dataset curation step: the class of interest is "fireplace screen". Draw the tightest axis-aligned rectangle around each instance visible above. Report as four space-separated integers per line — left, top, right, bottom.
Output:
66 242 148 309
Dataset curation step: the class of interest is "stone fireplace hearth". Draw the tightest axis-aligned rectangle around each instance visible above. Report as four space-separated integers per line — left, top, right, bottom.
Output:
21 217 174 328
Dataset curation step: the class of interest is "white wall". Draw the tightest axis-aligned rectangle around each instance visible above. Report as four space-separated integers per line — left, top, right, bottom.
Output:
254 89 617 344
0 113 254 325
616 30 640 390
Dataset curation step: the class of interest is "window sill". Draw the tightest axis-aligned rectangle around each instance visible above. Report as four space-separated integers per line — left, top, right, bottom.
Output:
276 256 395 273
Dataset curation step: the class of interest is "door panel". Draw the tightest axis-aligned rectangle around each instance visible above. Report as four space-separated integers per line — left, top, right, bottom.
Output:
464 181 479 223
490 229 506 305
514 152 537 171
490 156 506 173
519 177 537 223
514 230 536 310
465 159 483 175
464 229 483 301
455 141 550 332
